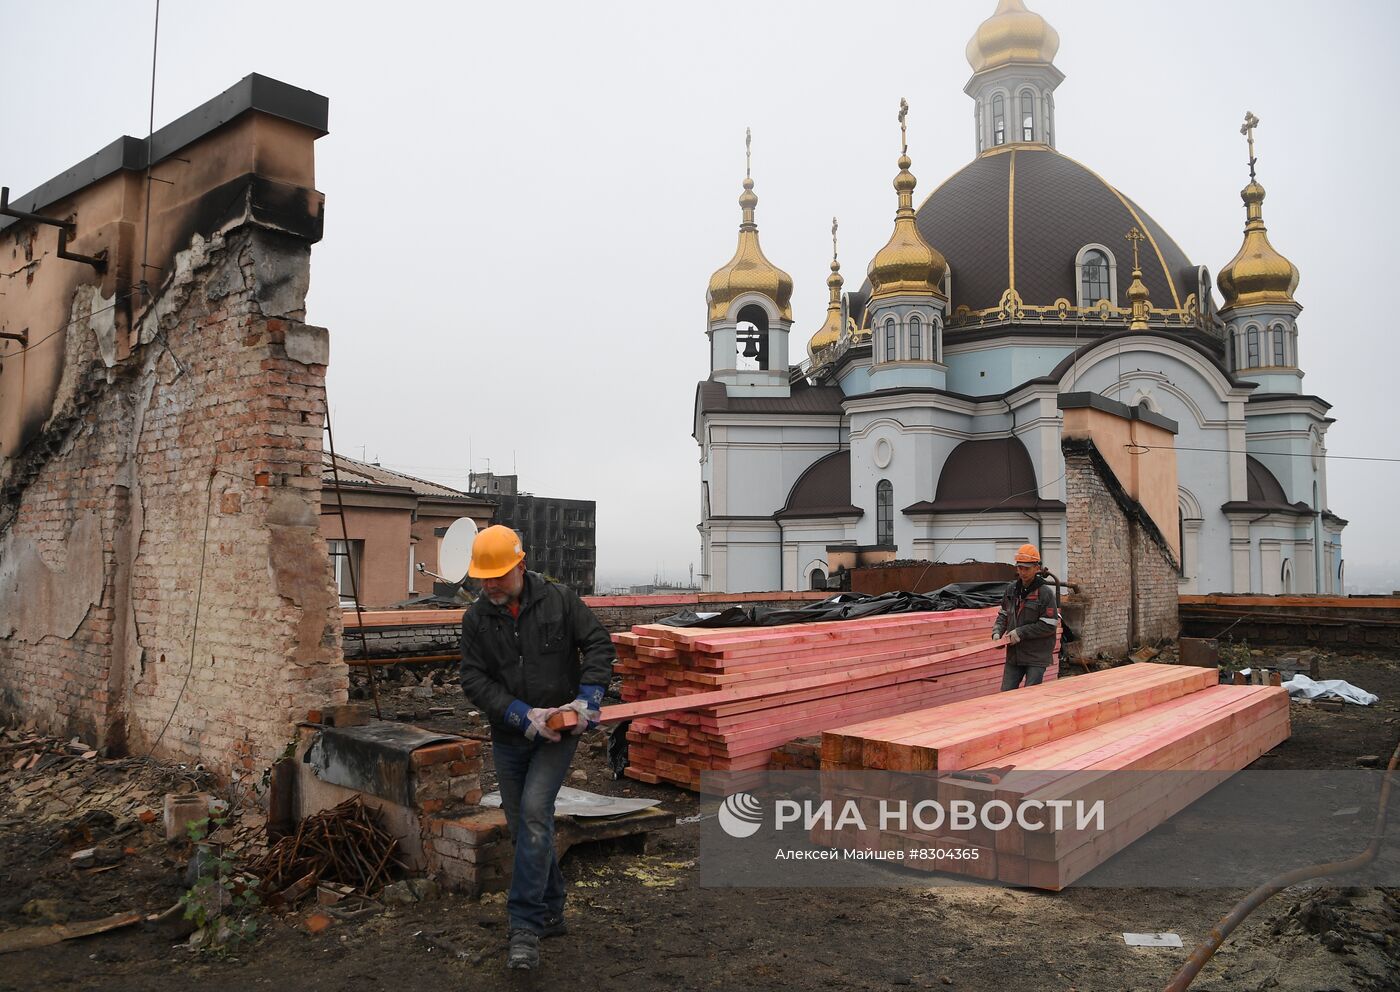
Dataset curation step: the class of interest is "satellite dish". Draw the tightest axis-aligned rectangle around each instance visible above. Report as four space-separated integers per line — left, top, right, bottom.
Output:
438 517 479 585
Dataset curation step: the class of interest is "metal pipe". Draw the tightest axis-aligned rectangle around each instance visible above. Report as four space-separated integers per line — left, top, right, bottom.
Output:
1164 737 1400 992
0 186 73 230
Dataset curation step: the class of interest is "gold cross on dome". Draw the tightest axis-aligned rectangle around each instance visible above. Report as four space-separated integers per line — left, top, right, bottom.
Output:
1241 111 1260 180
1125 226 1146 271
898 98 909 155
745 127 752 178
832 216 839 262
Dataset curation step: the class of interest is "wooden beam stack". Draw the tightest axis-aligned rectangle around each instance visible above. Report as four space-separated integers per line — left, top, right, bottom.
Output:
814 664 1290 888
608 608 1049 790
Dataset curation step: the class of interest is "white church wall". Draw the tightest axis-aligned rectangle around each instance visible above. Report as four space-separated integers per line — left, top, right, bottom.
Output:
716 522 781 593
943 342 1075 395
712 422 844 517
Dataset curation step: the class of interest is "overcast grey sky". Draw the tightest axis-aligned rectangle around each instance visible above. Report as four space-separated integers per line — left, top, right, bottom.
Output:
4 1 1398 591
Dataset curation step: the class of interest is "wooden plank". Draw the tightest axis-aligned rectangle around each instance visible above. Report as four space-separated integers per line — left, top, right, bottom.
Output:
600 642 998 723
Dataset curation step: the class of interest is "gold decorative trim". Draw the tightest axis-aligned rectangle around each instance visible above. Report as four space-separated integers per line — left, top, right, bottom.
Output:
1007 149 1017 293
949 287 1202 331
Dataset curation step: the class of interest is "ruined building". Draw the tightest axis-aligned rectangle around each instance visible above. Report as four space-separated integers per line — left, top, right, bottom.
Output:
468 473 597 594
0 75 348 779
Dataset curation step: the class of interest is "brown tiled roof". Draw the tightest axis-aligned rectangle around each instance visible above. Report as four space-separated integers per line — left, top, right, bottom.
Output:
904 436 1064 514
776 449 862 519
322 452 491 504
696 378 846 416
883 147 1196 317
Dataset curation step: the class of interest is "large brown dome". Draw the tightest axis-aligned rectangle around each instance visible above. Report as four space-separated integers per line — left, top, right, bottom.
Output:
889 146 1199 326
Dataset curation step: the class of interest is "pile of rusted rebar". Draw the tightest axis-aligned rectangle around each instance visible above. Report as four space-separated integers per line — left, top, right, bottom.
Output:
252 796 405 896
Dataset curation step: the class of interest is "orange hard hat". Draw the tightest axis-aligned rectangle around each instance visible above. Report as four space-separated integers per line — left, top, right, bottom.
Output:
468 525 525 579
1014 543 1041 564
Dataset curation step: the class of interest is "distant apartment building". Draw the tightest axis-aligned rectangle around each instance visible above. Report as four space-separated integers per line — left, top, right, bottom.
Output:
469 473 596 594
322 454 495 607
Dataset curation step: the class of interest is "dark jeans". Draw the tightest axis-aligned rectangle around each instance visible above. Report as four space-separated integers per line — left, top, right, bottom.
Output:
1000 662 1047 692
491 733 580 934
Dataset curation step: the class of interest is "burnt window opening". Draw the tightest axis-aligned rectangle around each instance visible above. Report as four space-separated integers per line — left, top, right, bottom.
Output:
735 303 770 371
876 479 894 546
809 568 827 591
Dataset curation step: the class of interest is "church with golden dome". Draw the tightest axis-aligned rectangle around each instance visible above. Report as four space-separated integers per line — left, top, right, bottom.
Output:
694 0 1343 596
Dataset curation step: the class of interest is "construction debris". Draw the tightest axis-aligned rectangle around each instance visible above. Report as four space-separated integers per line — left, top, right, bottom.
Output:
251 796 407 901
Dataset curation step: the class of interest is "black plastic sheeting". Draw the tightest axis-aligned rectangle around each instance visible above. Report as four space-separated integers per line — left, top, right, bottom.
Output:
653 582 1011 629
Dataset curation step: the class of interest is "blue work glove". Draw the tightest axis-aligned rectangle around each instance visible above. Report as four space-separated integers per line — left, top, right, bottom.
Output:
561 684 605 734
505 700 562 742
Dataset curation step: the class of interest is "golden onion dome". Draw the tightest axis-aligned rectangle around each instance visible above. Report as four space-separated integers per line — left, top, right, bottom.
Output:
1217 180 1299 309
706 175 794 322
808 257 845 358
966 0 1060 74
868 152 947 303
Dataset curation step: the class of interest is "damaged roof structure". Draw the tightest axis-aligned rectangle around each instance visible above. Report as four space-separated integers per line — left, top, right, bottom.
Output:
0 74 348 781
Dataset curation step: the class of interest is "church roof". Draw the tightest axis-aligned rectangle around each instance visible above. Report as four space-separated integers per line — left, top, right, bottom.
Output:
853 146 1197 328
776 449 862 519
695 378 846 416
1221 456 1312 516
904 437 1064 514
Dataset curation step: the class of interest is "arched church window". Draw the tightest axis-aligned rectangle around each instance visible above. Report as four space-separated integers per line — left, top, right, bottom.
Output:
1272 324 1286 366
876 480 893 546
883 319 897 362
992 94 1005 146
909 315 922 359
1080 249 1110 305
1246 326 1260 367
1021 91 1035 141
809 568 826 591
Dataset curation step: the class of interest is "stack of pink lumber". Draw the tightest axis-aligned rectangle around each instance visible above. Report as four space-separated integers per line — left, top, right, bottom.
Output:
813 664 1289 889
606 608 1054 790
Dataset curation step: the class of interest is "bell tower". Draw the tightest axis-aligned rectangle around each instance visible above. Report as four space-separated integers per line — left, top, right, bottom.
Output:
705 130 795 397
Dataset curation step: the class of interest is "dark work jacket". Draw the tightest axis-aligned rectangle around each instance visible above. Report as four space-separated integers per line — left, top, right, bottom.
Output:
459 571 616 739
992 575 1059 669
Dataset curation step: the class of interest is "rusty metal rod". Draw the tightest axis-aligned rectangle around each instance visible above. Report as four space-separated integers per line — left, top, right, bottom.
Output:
1164 737 1400 992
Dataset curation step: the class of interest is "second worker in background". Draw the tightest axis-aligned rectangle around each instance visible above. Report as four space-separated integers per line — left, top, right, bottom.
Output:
992 543 1059 690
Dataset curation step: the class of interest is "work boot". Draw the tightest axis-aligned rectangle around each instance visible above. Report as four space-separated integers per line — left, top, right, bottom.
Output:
507 928 540 970
540 915 568 939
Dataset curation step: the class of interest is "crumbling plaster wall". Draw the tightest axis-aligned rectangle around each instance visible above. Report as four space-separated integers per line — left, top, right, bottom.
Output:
0 219 347 778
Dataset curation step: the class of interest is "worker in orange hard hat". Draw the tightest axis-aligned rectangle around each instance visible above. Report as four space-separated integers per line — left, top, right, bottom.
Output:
991 543 1059 690
459 524 615 971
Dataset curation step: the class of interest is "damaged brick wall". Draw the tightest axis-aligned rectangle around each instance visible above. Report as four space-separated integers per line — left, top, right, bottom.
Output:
1063 438 1180 659
0 77 347 781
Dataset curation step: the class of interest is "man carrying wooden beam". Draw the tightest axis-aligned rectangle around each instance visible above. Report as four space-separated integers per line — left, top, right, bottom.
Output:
992 544 1059 690
459 525 615 971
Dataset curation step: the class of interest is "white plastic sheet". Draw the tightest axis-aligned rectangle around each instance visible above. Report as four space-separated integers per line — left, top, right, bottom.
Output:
480 785 661 818
1282 673 1379 706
